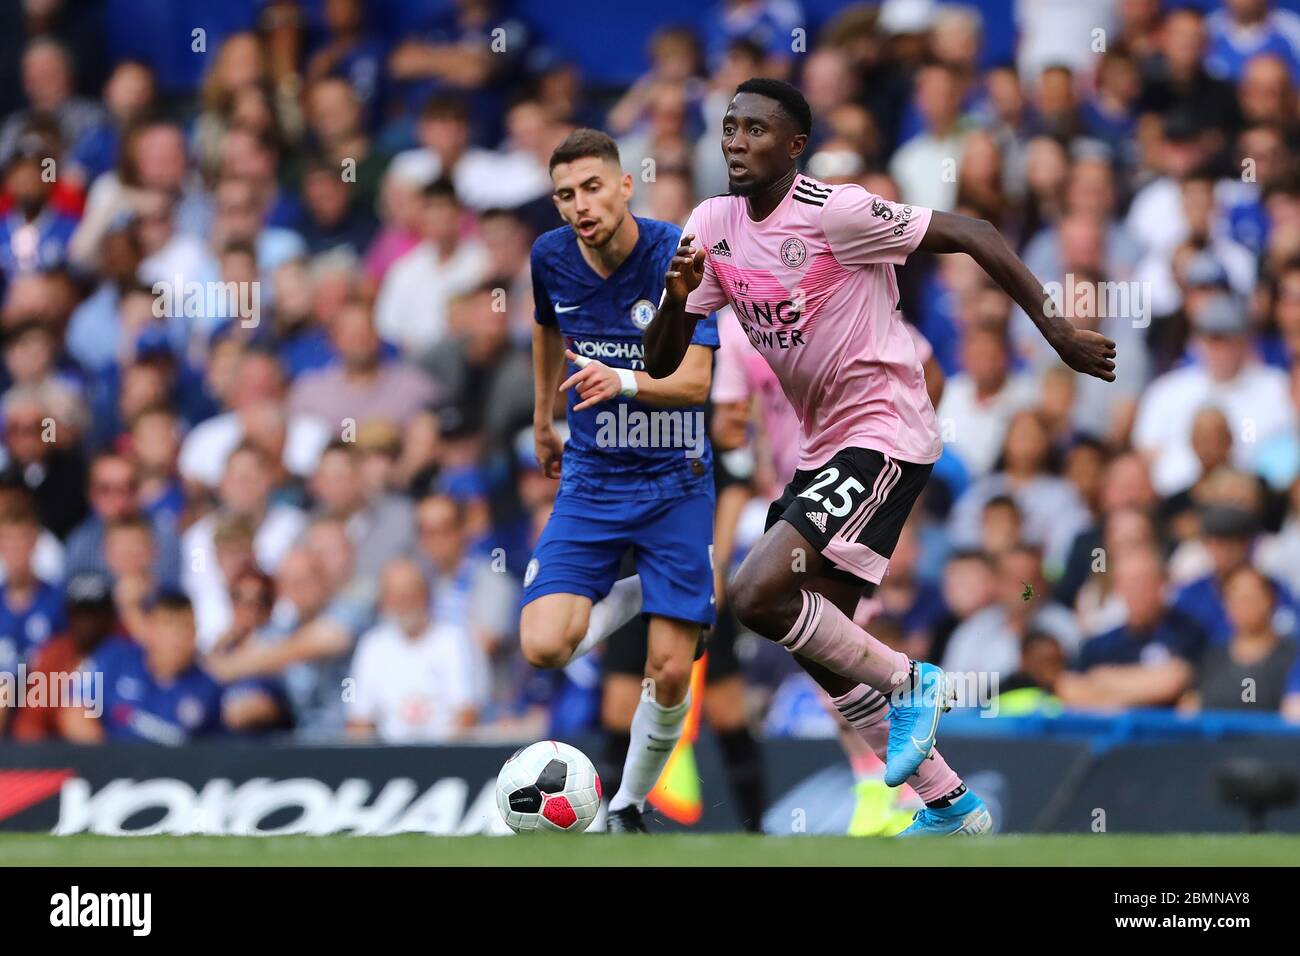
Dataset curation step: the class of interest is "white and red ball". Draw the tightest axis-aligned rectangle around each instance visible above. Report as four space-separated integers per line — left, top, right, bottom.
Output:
496 740 601 833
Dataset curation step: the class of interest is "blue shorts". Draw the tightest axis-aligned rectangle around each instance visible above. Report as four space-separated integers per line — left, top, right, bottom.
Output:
523 489 716 628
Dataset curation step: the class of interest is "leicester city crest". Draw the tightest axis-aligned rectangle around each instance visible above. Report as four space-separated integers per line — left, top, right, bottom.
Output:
780 237 807 268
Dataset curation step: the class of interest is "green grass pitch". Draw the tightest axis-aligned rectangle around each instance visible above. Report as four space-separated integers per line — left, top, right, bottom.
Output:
3 834 1297 866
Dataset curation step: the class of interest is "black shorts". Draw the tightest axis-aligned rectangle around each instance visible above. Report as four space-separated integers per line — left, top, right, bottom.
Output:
602 610 742 683
764 446 932 586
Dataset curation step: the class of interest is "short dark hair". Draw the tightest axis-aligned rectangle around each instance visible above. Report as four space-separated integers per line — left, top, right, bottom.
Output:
220 239 257 261
105 513 152 537
983 494 1020 515
227 441 272 470
418 491 468 528
478 206 525 228
548 128 621 173
726 38 765 65
1022 629 1062 654
321 438 359 461
149 589 194 615
734 78 812 136
948 548 994 570
0 507 38 530
420 94 469 124
3 318 51 347
1263 169 1300 201
422 176 458 202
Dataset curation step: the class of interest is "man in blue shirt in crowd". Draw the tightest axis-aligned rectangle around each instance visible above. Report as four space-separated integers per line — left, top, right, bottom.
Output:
1206 0 1300 82
0 508 66 678
1060 546 1208 708
1173 505 1299 646
64 591 224 744
0 133 77 285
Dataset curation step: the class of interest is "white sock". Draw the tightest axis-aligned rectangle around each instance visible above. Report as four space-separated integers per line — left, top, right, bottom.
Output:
567 575 642 664
609 691 690 813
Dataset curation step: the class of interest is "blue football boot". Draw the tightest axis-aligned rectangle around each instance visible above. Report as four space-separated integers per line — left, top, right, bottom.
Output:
897 790 993 836
884 662 954 787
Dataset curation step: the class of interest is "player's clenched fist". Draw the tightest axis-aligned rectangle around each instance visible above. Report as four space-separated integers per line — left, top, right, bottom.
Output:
533 422 564 479
664 233 706 305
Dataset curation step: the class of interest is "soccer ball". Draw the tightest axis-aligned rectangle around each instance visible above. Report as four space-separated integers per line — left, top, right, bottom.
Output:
496 740 601 833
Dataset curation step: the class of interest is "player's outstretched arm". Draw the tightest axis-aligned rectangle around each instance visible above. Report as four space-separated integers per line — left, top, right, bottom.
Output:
644 234 707 378
917 211 1116 382
560 344 713 411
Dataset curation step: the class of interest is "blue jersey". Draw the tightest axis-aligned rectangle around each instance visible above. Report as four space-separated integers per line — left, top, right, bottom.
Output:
0 580 66 675
1206 10 1300 83
1075 611 1207 671
84 636 225 744
0 210 77 281
531 217 719 500
1173 574 1300 647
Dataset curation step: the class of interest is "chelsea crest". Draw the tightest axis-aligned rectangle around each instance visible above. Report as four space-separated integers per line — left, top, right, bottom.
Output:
630 298 656 330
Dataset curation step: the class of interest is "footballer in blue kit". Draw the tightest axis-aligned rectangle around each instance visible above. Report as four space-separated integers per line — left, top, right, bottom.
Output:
520 129 718 832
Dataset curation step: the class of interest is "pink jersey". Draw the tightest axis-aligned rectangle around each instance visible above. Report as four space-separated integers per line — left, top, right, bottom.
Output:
685 176 942 469
714 304 937 491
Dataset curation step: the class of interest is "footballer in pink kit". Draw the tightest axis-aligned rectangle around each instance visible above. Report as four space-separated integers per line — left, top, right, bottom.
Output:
645 79 1116 835
714 303 953 835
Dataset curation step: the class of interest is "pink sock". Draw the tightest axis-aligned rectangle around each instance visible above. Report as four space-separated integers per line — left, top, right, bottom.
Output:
781 590 911 693
832 685 963 803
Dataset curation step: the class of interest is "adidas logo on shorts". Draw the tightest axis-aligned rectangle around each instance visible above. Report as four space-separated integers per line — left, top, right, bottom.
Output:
710 238 732 257
806 511 828 533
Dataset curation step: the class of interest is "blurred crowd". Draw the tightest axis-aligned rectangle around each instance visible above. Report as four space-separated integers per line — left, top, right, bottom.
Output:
1 0 1299 746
